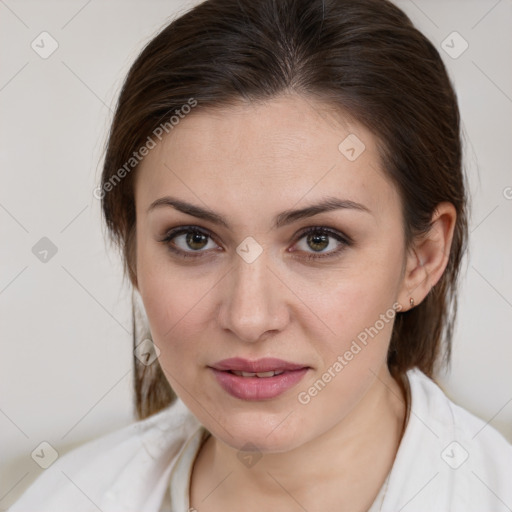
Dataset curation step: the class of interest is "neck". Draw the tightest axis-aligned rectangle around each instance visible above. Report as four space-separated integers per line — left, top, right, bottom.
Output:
192 365 407 511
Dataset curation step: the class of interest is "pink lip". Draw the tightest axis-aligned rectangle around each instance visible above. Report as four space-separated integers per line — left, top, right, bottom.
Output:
208 358 310 400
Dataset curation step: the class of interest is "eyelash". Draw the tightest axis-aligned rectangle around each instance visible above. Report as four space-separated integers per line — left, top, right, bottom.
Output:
159 225 352 261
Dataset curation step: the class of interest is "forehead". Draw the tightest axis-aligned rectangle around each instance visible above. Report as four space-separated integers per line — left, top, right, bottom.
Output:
135 94 399 221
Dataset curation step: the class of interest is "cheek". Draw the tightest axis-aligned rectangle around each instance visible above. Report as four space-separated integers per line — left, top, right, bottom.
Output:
311 238 404 360
295 265 402 426
136 240 220 377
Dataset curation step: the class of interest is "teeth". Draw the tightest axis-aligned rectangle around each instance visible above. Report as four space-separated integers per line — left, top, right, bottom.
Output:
255 371 277 378
231 370 285 378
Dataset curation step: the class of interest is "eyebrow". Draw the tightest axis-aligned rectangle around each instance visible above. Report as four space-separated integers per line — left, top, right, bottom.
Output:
147 195 371 229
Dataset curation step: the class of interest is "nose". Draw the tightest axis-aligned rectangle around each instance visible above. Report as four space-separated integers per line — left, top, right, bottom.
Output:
217 248 290 343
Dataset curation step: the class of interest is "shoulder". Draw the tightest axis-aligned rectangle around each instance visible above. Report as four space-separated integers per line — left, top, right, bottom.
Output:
7 397 202 512
410 368 512 468
384 368 512 512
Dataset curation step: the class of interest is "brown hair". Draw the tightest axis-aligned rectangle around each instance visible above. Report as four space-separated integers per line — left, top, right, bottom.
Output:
101 0 468 420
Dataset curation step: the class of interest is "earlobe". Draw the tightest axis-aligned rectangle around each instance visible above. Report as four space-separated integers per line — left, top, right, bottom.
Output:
398 202 457 310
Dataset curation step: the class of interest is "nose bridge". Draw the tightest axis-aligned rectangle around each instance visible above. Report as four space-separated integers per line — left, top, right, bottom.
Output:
219 248 287 342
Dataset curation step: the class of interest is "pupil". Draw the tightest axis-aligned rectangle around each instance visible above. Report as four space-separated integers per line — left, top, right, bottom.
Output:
308 233 328 252
186 232 207 250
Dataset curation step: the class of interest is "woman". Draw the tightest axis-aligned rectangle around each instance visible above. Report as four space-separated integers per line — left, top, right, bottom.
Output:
9 0 511 511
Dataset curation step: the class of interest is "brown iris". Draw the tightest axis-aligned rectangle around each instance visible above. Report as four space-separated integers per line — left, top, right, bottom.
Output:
307 232 329 252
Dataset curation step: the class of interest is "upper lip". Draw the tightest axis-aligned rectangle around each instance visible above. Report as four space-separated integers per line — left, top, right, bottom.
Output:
210 357 309 373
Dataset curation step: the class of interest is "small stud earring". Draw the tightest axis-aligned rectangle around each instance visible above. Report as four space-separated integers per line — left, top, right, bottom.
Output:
409 297 415 308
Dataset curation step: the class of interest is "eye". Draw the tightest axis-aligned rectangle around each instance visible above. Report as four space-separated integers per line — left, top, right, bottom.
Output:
160 226 220 259
160 225 352 261
290 227 352 260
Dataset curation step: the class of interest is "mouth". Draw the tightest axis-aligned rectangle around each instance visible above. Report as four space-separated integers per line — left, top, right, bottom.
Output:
227 369 286 378
209 357 309 373
208 358 310 400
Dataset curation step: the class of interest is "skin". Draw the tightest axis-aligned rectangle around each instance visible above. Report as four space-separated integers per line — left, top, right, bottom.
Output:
133 93 456 511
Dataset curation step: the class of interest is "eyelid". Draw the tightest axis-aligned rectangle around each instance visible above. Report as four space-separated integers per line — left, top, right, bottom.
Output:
160 225 214 241
288 226 352 260
293 225 354 246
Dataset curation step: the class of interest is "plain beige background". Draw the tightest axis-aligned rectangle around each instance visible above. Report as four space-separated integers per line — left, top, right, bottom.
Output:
1 0 511 507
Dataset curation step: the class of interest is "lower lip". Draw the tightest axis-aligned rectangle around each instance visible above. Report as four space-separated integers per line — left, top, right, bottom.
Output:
210 368 309 400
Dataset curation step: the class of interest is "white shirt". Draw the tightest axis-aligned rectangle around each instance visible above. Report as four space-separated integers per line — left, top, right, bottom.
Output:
8 368 512 512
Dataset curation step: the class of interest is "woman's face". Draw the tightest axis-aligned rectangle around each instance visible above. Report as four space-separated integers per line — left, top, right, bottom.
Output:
134 94 409 452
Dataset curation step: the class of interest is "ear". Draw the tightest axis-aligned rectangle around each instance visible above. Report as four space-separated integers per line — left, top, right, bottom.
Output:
398 202 457 311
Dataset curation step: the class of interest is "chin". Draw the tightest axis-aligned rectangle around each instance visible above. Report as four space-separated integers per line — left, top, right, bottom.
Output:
211 412 305 454
224 433 300 454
